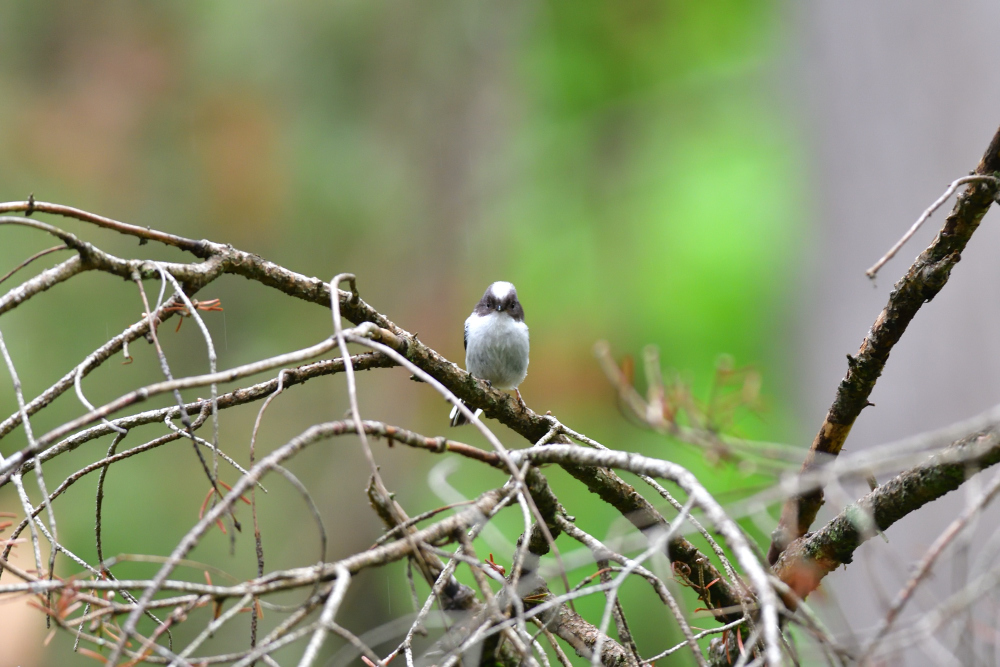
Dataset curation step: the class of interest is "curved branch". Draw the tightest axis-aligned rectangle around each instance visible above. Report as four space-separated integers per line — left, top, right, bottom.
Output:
509 444 782 667
0 201 214 257
0 352 394 488
104 415 511 664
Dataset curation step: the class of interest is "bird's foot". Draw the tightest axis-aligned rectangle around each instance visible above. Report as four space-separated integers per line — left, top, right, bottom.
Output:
515 388 527 411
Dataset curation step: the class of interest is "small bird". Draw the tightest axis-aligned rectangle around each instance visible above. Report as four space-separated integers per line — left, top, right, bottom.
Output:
449 281 530 426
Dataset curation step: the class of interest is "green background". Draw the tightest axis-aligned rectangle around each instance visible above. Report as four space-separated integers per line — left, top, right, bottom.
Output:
0 2 803 665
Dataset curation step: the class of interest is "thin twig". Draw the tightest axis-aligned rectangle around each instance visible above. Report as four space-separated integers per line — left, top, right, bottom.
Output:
0 244 69 286
0 201 212 256
866 175 1000 279
0 329 59 622
645 617 748 663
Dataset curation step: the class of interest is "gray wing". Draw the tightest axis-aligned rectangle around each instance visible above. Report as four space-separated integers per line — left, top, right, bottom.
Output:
464 321 469 350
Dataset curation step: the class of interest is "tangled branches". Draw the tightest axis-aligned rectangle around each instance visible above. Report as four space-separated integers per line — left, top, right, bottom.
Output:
0 201 784 666
1 121 1000 666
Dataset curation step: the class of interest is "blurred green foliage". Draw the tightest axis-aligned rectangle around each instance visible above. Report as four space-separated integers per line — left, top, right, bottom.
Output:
0 1 801 665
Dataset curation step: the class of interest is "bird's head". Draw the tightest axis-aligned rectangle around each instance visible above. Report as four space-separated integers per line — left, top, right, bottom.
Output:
474 281 525 322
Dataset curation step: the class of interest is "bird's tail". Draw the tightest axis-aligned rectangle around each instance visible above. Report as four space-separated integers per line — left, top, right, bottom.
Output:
449 401 483 427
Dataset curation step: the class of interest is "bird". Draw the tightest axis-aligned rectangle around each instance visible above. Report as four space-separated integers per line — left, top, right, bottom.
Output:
449 281 529 427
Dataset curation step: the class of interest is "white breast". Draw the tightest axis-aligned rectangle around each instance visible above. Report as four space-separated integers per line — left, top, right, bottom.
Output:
464 312 529 390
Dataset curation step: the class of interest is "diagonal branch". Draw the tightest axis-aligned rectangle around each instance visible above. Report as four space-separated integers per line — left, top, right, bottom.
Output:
773 424 1000 602
767 122 1000 564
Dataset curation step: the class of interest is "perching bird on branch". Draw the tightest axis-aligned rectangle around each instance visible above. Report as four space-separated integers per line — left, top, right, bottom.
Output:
449 281 529 426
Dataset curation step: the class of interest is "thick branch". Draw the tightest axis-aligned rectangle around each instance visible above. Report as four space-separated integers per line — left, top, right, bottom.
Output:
0 255 85 317
538 592 633 667
768 123 1000 564
773 426 1000 601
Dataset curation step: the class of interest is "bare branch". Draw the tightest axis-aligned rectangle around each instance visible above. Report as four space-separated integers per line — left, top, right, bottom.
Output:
509 444 782 666
768 122 1000 564
0 200 214 256
773 425 1000 602
0 244 69 286
0 255 85 317
866 175 1000 278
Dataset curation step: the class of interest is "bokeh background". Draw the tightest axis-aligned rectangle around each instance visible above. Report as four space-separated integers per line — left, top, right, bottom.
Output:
1 1 999 665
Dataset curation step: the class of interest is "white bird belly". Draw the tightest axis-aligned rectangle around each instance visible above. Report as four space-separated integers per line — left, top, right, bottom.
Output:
465 312 529 389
